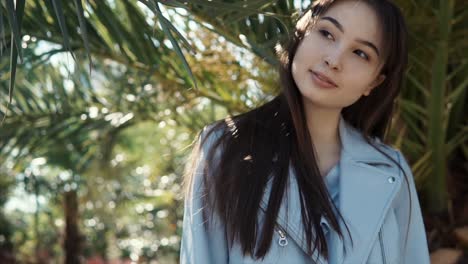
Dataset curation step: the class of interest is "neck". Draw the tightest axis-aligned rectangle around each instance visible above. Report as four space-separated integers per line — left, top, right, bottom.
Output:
303 102 341 146
302 99 342 167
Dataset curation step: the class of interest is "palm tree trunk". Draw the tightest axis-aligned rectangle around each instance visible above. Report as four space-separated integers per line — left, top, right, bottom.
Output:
64 189 82 264
426 0 454 213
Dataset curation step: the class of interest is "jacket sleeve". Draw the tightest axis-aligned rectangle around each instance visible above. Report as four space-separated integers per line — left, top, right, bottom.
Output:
179 126 229 264
394 150 430 264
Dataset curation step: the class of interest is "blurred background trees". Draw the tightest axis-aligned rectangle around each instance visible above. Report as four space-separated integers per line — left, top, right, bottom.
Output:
0 0 467 263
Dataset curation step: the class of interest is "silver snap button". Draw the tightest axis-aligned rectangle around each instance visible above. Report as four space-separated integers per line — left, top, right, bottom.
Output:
387 176 396 183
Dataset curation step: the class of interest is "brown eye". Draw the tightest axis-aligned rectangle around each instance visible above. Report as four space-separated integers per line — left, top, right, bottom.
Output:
319 29 334 40
354 50 369 60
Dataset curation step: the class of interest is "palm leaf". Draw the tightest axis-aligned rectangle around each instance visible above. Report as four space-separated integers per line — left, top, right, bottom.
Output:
74 0 92 73
152 1 198 89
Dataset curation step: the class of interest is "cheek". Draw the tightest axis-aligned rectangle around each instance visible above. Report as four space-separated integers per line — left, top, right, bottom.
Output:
294 34 323 63
337 73 374 105
343 62 378 90
292 38 322 82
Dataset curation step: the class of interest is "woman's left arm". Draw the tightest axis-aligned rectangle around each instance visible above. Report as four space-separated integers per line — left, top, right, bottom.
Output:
393 150 430 264
179 126 229 264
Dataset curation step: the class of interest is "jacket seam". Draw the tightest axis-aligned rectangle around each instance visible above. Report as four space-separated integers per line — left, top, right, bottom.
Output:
379 228 388 264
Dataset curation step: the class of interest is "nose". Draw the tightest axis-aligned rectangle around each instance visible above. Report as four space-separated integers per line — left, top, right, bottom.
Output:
324 50 342 71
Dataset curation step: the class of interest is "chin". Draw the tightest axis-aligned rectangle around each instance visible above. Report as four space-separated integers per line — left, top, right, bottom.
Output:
300 95 334 108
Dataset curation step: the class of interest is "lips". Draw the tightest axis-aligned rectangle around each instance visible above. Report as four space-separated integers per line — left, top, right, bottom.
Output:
309 70 338 88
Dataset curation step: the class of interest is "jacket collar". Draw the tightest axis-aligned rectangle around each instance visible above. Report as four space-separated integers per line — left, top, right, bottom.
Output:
338 115 394 166
259 115 401 264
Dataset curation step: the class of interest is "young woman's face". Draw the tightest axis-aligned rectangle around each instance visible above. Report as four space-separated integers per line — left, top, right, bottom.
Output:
292 0 386 109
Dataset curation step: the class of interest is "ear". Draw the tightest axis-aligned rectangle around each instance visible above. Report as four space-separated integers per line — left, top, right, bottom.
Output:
363 74 386 96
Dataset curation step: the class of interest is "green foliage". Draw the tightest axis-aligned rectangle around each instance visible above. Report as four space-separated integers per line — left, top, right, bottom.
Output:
0 0 466 262
393 0 468 212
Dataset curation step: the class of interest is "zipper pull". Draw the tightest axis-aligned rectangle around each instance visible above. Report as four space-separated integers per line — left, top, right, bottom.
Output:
276 226 288 247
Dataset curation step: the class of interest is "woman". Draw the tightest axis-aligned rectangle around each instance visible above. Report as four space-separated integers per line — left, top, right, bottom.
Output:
180 0 431 263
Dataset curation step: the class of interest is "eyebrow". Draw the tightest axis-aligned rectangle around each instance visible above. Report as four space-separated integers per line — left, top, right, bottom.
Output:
319 16 380 57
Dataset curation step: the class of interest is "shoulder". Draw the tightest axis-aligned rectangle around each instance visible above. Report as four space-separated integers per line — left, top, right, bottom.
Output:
377 139 411 173
193 121 229 169
374 140 417 206
185 122 226 196
372 141 419 213
374 137 400 158
199 121 226 150
372 137 411 176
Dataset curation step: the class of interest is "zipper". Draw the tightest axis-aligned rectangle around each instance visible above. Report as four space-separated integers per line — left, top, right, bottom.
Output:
378 229 387 264
275 223 327 264
275 224 288 247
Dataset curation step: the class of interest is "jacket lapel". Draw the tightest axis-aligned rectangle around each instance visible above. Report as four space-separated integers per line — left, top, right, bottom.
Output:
259 116 402 264
332 156 401 264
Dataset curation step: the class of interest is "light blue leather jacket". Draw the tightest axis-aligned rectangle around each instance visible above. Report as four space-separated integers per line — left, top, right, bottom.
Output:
180 116 430 264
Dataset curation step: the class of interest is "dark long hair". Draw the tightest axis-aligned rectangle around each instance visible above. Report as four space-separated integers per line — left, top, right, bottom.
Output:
185 0 411 261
